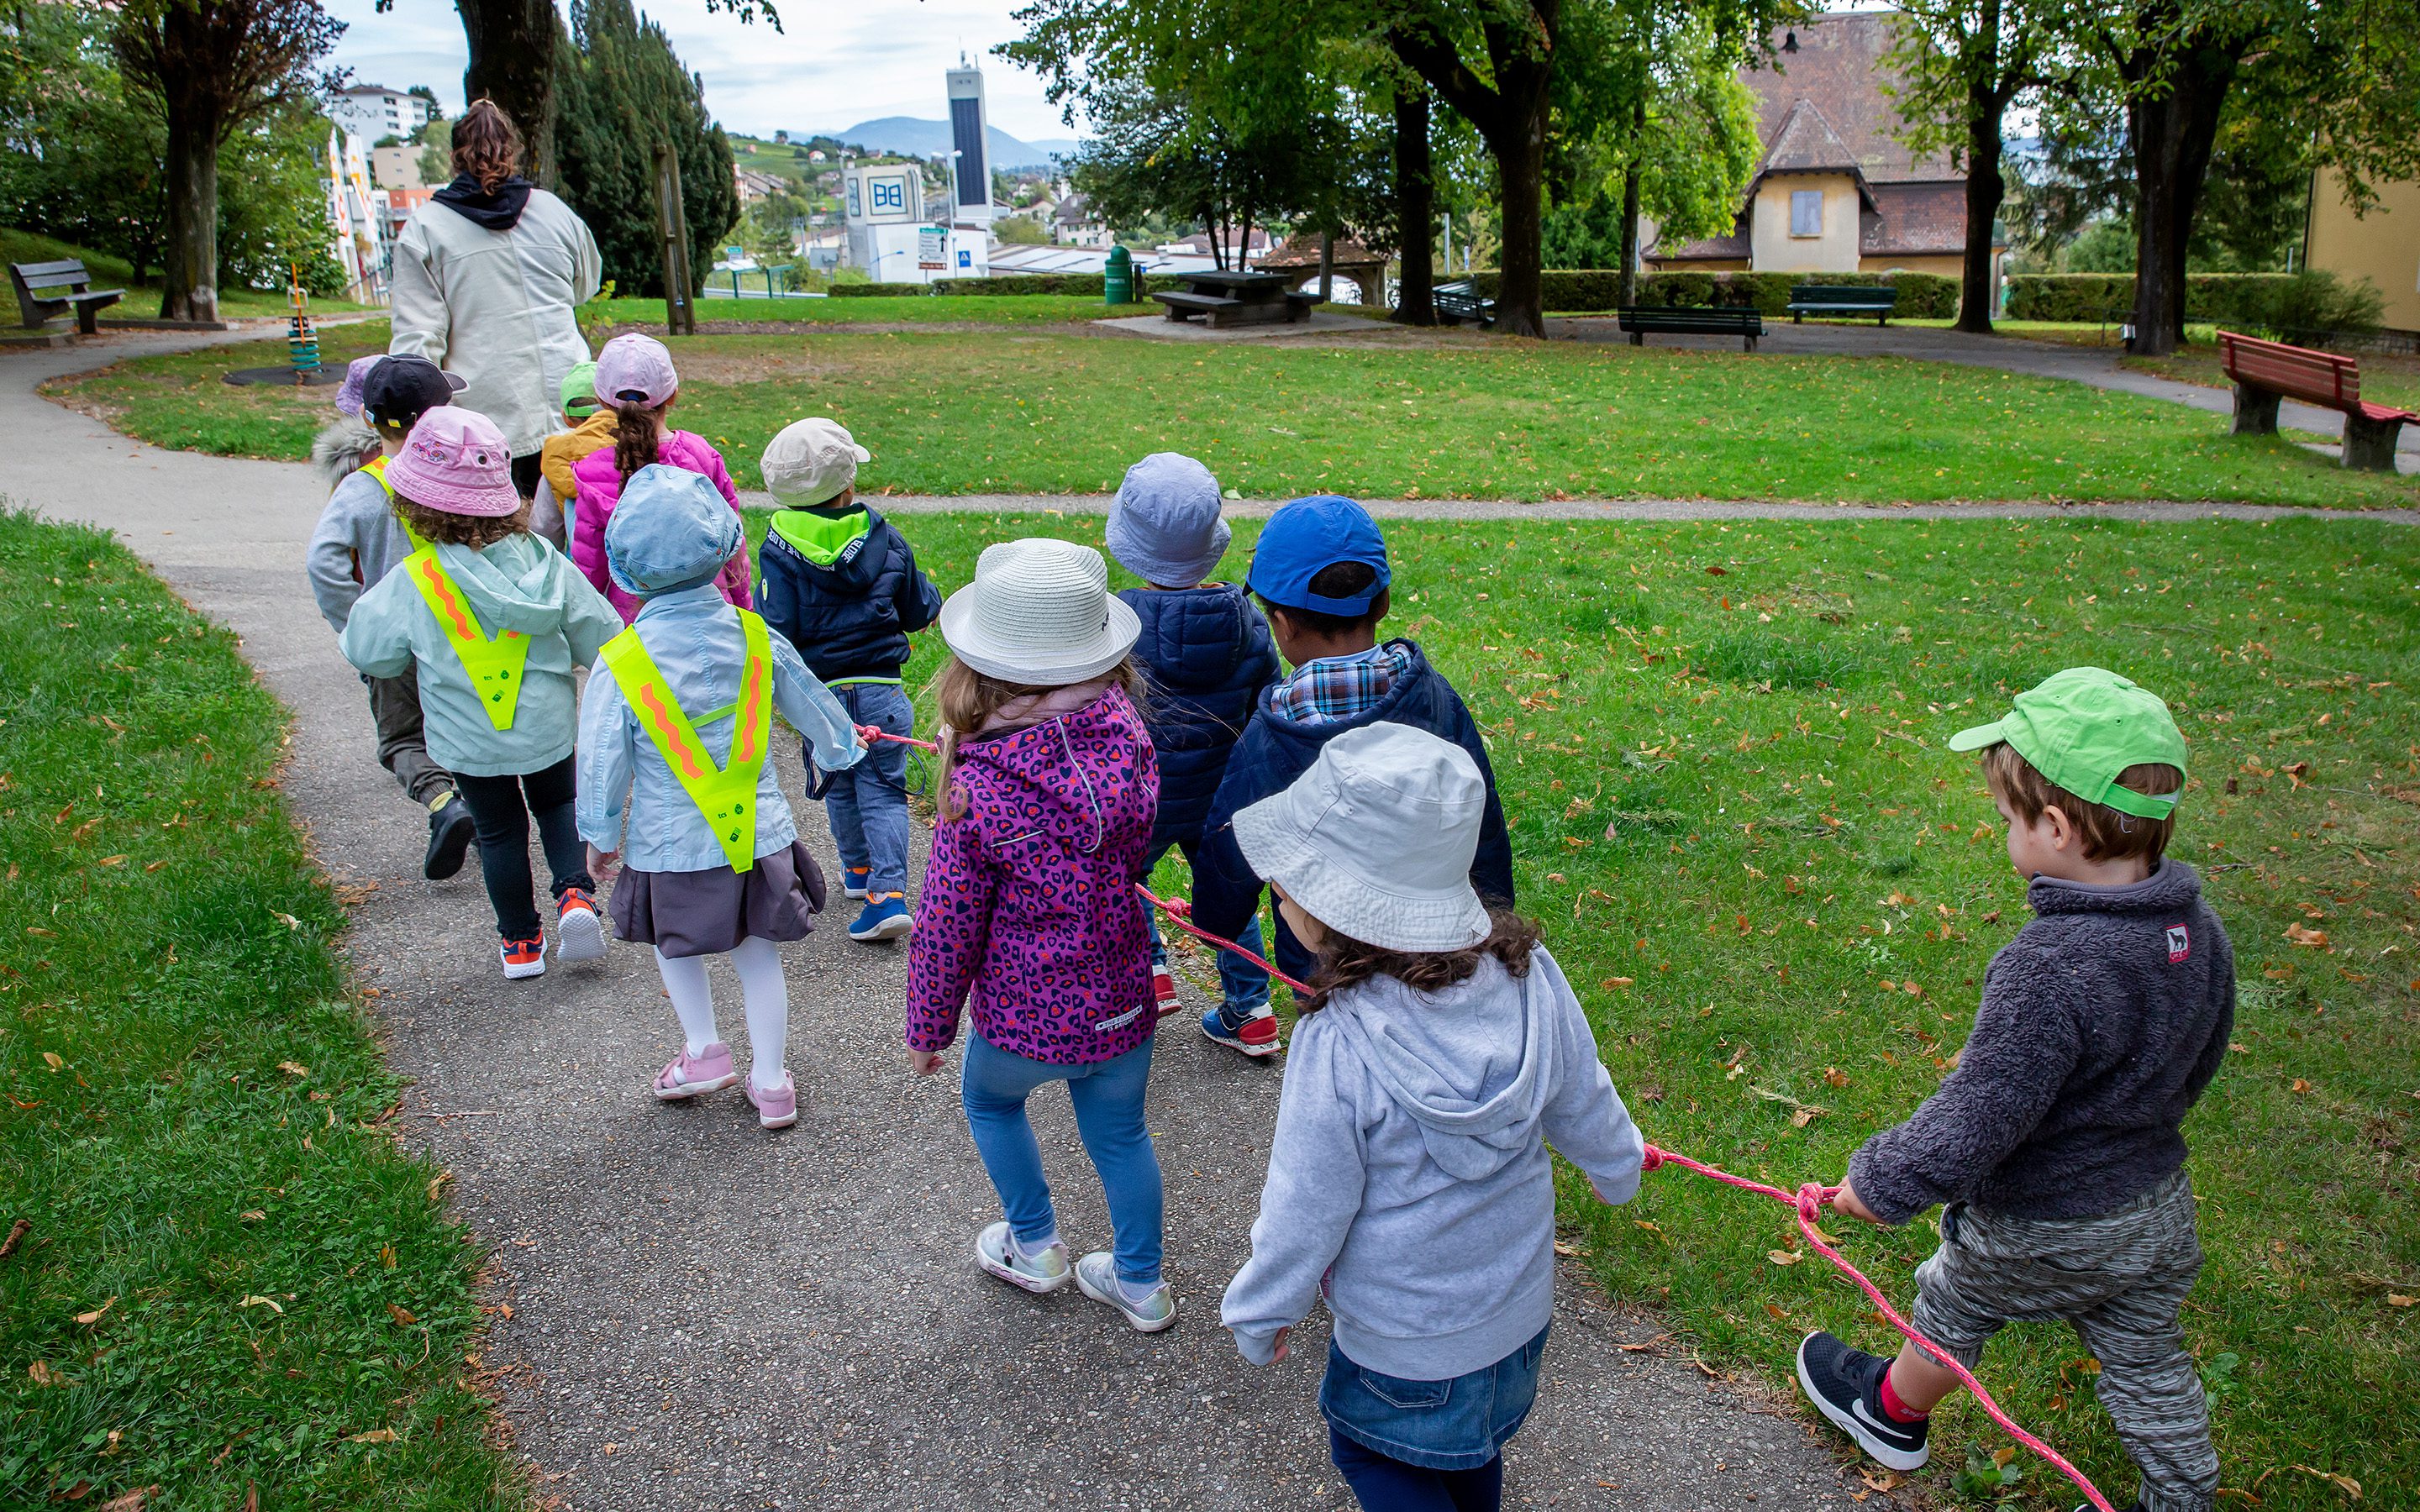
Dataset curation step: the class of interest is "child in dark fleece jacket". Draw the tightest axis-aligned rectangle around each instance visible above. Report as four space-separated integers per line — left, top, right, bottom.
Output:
1190 496 1512 1058
1795 668 2233 1512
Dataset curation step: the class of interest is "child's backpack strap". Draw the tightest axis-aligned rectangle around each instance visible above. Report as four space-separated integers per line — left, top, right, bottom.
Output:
598 610 774 873
405 547 529 730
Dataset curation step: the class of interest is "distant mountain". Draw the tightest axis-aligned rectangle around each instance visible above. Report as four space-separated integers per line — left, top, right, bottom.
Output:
828 116 1081 169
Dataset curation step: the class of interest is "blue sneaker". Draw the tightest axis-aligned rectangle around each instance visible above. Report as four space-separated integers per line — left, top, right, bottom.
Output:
842 865 871 900
849 892 913 942
1200 1001 1281 1058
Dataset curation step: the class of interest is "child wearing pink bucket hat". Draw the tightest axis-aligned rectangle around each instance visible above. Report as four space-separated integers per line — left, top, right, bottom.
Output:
567 333 751 622
339 407 624 979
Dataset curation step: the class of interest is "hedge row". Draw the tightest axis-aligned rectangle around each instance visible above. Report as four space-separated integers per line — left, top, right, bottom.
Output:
2003 272 2381 333
1463 269 1960 318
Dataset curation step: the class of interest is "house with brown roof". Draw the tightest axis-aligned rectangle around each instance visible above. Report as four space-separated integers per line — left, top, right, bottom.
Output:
1644 10 1995 286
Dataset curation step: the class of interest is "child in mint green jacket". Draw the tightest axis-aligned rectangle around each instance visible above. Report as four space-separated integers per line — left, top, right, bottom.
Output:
339 407 621 979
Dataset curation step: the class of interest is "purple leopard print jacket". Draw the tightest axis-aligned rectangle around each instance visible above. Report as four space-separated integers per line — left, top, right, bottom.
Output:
904 684 1160 1065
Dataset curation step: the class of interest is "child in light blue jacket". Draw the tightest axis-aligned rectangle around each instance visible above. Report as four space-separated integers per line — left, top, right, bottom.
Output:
1218 723 1644 1512
339 407 622 980
577 465 866 1130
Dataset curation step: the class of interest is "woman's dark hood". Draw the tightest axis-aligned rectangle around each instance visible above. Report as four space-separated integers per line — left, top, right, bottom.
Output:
434 174 534 231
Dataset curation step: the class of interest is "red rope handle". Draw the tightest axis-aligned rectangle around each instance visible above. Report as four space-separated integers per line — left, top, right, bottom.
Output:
1640 1145 2117 1512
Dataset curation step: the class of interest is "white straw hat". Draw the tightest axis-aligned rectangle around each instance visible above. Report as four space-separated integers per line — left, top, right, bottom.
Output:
1232 722 1492 953
939 538 1143 685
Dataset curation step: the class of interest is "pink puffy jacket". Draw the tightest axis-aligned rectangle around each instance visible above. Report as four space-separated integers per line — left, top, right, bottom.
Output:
569 429 754 622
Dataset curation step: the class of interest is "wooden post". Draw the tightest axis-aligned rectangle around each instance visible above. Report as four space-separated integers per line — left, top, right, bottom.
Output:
1318 231 1334 303
655 142 696 336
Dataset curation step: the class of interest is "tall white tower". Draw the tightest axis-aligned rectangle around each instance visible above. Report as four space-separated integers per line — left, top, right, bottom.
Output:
945 58 993 228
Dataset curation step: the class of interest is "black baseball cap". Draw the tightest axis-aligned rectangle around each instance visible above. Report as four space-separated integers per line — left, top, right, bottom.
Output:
362 354 467 428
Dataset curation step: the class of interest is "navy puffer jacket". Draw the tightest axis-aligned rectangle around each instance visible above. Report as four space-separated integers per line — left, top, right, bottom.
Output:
757 506 943 682
1119 583 1280 854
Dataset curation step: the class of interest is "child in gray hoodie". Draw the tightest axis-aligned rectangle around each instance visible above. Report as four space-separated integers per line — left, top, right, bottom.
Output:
1219 722 1643 1512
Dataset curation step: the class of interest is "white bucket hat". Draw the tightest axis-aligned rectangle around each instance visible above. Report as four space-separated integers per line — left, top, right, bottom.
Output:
1232 722 1492 953
939 537 1143 685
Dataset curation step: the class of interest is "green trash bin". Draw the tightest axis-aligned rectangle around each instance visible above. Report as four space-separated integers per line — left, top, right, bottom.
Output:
1105 245 1134 307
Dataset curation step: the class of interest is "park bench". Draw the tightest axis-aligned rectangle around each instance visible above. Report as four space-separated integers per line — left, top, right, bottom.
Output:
10 259 124 336
2219 329 2417 472
1786 285 1896 325
1433 281 1496 328
1618 305 1765 353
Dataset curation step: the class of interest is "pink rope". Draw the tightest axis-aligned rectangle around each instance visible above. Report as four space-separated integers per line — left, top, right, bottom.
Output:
1640 1145 2116 1512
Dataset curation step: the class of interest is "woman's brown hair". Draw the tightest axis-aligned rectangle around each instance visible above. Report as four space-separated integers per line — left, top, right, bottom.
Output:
611 397 665 480
931 653 1146 820
1301 906 1542 1014
450 99 523 194
394 496 531 550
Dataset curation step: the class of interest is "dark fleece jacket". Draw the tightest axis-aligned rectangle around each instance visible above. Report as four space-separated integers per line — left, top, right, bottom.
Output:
1849 859 2234 1224
1118 583 1279 854
1191 638 1513 984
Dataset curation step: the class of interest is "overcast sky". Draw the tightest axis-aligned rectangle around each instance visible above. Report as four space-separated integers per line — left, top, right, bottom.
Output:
320 0 1082 144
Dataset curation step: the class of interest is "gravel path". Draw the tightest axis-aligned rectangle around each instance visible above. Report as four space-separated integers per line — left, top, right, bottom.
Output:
7 329 1895 1509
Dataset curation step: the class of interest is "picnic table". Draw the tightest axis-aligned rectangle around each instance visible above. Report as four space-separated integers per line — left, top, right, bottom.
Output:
1151 270 1318 329
2220 330 2417 472
10 259 124 336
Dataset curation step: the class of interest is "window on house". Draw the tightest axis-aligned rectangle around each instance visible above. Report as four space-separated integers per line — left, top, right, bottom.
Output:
1791 190 1823 238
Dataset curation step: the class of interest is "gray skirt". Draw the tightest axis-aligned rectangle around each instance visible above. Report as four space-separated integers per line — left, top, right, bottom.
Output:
608 839 828 958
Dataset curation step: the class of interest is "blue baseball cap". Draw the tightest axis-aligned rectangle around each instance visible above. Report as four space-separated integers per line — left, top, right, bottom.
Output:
1247 495 1391 616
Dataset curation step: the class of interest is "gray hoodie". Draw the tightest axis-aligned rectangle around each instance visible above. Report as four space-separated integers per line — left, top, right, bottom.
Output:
1221 946 1643 1379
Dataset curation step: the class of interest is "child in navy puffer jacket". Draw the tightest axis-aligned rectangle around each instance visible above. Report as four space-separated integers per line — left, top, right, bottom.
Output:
1106 453 1280 1025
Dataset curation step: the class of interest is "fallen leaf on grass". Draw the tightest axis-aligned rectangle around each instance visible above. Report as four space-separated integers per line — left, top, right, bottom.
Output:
75 1296 116 1326
426 1171 452 1200
2285 923 2328 948
387 1303 417 1326
97 1488 158 1512
96 855 125 868
239 1295 283 1315
277 1062 308 1079
2292 1079 2314 1094
41 1052 64 1069
239 1210 265 1223
2388 1294 2415 1308
1551 1240 1581 1257
1599 976 1634 990
0 1217 29 1259
269 911 302 931
27 1360 61 1386
1766 1249 1804 1266
1823 1067 1849 1089
1857 1468 1898 1493
2291 1466 2360 1500
345 1428 398 1445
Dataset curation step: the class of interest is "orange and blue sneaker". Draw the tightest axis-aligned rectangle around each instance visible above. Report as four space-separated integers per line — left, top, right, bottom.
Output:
555 886 606 963
842 865 871 900
849 892 913 942
499 934 546 979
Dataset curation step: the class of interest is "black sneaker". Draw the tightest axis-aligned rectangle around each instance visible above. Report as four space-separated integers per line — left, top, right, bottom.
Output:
424 790 475 880
1797 1331 1929 1471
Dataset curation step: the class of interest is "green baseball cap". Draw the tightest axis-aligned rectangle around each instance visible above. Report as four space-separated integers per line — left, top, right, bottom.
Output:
560 361 600 418
1948 666 2188 820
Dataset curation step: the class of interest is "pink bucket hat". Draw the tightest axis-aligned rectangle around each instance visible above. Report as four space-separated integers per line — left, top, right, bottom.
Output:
382 407 522 517
595 333 679 408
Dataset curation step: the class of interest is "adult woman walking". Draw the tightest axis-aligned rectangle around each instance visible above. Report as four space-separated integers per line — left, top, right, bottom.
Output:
390 100 602 501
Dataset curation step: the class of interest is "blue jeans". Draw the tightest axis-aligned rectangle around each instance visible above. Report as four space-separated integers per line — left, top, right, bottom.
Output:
818 682 913 896
960 1033 1163 1285
1143 837 1270 1011
1320 1324 1549 1474
1330 1431 1502 1512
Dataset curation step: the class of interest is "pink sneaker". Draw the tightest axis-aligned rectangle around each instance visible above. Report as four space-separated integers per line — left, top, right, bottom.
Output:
746 1074 798 1130
652 1043 738 1101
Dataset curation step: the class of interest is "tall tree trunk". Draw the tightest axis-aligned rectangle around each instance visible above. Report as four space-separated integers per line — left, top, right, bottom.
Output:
1616 97 1644 308
1489 96 1549 339
1392 85 1435 326
158 97 219 323
1956 103 2005 333
2122 39 2238 355
459 0 557 182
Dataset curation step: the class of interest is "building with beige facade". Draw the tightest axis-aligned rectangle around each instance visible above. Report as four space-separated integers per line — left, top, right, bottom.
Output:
1645 10 1995 286
2305 171 2420 338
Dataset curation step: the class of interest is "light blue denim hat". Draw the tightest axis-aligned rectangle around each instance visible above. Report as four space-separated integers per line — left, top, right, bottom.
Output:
1106 452 1230 588
604 464 743 597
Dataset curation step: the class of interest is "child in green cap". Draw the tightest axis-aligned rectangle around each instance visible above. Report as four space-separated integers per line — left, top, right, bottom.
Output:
1793 667 2232 1512
536 360 612 551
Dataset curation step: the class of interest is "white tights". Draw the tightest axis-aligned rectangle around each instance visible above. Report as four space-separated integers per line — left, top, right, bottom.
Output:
655 937 791 1089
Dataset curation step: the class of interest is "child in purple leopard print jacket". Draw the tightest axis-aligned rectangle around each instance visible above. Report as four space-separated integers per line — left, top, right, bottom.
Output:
902 538 1176 1333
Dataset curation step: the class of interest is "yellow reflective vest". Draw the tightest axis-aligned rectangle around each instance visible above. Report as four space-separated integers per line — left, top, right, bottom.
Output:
597 611 775 874
403 548 530 731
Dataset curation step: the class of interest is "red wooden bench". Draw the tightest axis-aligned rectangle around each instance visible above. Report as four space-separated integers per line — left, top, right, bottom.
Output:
2218 330 2415 471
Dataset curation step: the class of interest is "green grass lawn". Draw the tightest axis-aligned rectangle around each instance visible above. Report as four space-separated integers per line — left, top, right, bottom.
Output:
857 509 2417 1509
0 512 515 1509
3 228 378 325
50 322 2419 511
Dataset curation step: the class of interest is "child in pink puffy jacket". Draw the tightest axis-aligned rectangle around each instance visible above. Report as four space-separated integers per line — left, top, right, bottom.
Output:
570 333 752 622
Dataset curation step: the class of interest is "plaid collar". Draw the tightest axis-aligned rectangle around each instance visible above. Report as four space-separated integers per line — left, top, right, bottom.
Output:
1270 642 1413 727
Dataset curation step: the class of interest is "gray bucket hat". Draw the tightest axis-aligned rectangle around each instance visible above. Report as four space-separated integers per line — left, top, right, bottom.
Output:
1106 452 1230 588
604 464 743 597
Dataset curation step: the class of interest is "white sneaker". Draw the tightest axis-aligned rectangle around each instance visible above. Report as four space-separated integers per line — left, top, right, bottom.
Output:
1075 1251 1176 1332
973 1221 1071 1293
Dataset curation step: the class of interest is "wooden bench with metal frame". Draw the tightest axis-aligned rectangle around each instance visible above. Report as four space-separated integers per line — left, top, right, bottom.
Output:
2219 329 2416 472
10 259 124 335
1618 305 1765 353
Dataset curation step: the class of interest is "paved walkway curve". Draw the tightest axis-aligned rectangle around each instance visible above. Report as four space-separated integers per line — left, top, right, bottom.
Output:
7 328 1894 1509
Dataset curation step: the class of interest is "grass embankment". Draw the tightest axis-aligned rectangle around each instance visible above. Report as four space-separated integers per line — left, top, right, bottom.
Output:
0 512 515 1509
50 321 2419 510
860 512 2414 1509
1 228 377 325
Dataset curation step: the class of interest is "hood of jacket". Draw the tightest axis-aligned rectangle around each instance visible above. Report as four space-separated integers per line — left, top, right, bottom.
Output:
434 173 534 231
313 414 382 490
2028 858 2202 921
432 533 587 637
1123 583 1274 696
768 504 882 585
1254 638 1438 744
1323 954 1555 1181
950 684 1144 855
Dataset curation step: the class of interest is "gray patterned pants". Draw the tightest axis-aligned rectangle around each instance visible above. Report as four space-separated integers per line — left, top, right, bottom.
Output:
1911 1171 2217 1512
